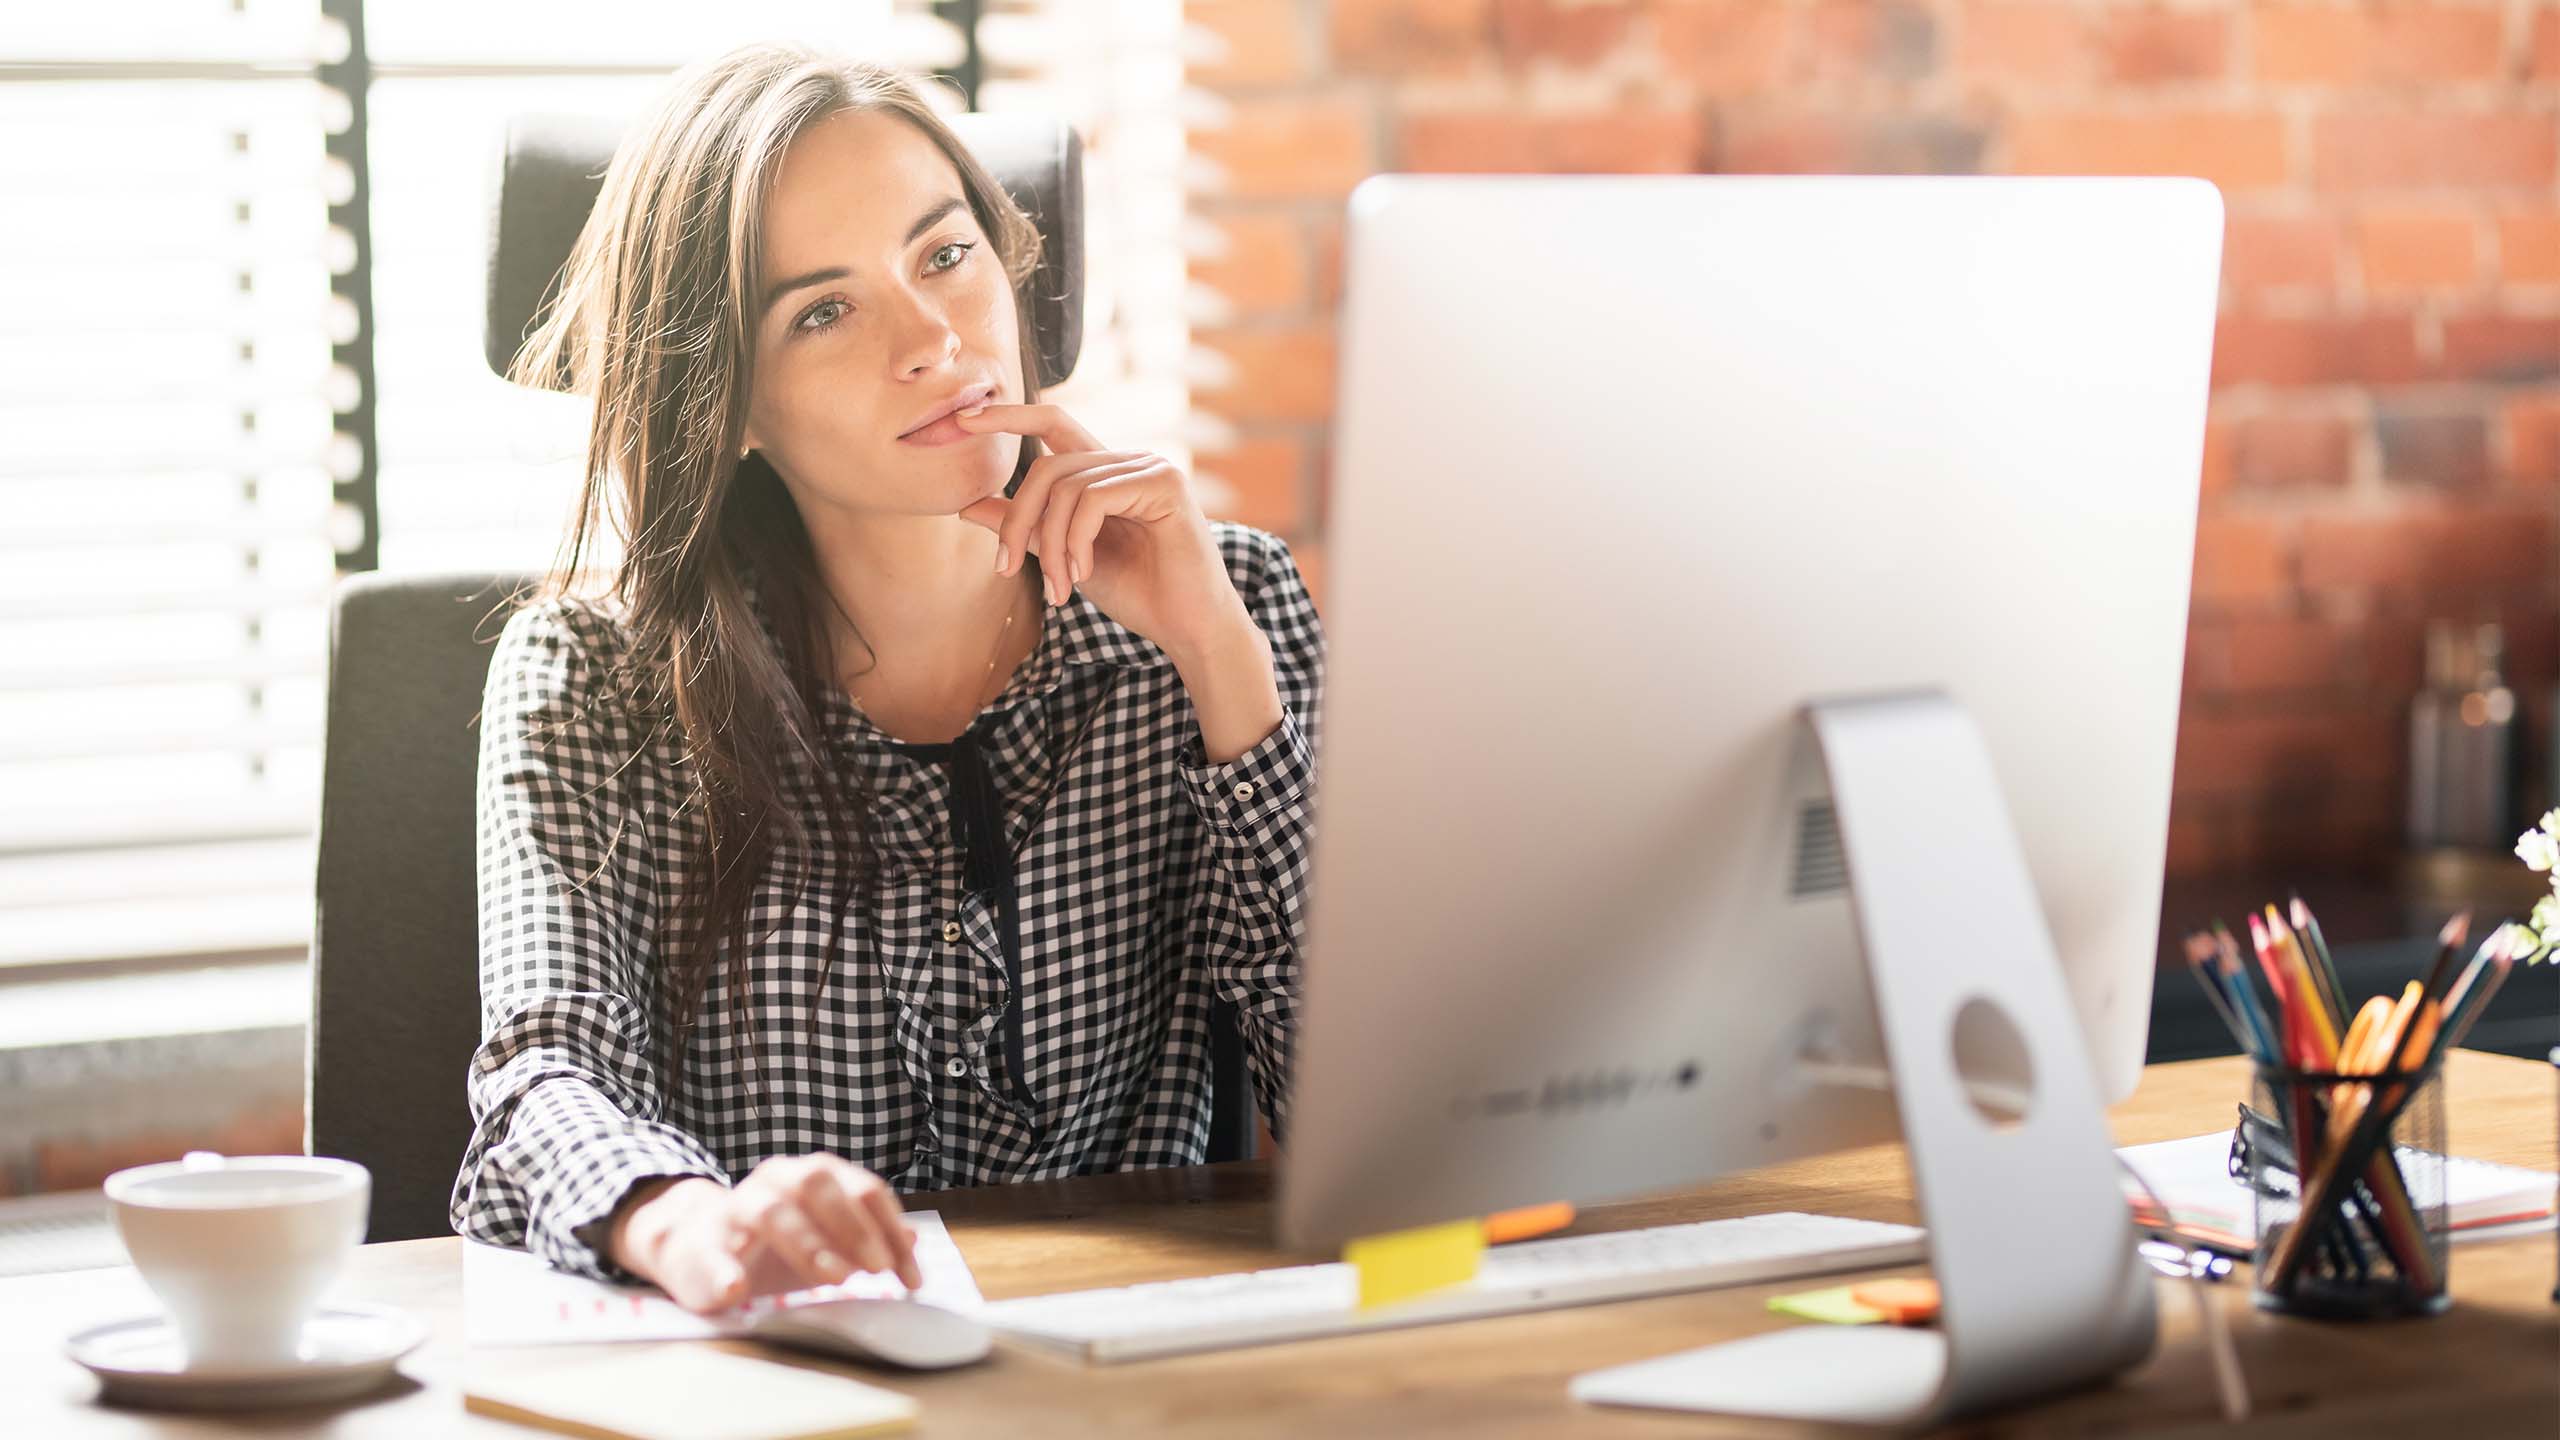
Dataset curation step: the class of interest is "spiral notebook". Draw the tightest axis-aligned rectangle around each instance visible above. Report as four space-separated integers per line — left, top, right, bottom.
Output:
2117 1130 2557 1253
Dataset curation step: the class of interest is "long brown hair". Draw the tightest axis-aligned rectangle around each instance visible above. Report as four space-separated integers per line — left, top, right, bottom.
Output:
501 43 1047 1104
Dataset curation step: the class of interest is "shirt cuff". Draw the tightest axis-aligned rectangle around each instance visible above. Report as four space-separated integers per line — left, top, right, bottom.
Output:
517 1081 730 1284
1175 705 1314 835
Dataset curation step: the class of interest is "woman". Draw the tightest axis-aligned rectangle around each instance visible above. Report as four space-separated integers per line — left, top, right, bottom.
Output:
449 44 1321 1316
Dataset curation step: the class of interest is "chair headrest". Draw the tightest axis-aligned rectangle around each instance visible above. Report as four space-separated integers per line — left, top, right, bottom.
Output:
483 109 1085 392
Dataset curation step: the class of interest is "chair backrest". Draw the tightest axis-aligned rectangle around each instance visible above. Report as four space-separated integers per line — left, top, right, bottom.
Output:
310 571 524 1242
310 570 1258 1240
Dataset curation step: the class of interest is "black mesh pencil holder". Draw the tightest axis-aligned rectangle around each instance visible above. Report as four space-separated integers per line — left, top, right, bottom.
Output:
2244 1061 2450 1319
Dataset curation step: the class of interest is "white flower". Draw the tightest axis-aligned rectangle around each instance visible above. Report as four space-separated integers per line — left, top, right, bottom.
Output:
2515 828 2560 874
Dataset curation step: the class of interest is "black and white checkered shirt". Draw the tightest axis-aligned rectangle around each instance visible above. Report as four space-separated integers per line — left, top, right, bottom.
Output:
449 522 1321 1282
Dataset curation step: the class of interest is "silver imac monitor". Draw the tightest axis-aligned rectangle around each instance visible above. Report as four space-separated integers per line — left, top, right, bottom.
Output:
1279 174 2220 1255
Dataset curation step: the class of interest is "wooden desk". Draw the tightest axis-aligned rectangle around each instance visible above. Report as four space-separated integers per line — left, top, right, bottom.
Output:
6 1052 2553 1437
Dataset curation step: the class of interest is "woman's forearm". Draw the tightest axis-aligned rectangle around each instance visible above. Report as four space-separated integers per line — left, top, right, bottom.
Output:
1169 612 1282 765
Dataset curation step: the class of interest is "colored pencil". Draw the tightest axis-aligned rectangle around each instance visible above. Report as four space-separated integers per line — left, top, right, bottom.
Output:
2212 924 2280 1063
2414 911 2472 1006
2287 895 2350 1037
2264 906 2342 1061
2433 930 2518 1058
2183 932 2251 1056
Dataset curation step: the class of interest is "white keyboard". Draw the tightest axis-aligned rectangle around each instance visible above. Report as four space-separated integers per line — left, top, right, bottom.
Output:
981 1211 1925 1363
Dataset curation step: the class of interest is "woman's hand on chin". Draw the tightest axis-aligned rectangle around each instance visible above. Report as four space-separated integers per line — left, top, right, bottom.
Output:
951 402 1253 666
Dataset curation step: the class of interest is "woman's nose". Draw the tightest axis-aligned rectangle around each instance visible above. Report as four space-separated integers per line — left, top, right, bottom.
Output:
888 297 962 377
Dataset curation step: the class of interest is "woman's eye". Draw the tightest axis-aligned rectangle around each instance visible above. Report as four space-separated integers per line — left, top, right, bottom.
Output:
792 243 974 336
796 298 848 334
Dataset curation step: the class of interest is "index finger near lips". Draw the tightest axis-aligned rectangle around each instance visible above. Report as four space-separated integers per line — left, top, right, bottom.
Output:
955 401 1103 454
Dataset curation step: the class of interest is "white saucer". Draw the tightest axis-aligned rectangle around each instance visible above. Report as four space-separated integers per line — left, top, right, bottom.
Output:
64 1303 426 1410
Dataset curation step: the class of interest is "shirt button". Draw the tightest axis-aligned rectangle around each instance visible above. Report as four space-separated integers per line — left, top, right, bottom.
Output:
945 1057 969 1078
941 920 962 943
1232 781 1256 802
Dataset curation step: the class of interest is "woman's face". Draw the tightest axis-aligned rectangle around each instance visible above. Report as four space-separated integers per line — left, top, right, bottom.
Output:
740 108 1026 519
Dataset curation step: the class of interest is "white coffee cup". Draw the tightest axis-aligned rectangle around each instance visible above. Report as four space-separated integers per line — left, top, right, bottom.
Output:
104 1152 370 1372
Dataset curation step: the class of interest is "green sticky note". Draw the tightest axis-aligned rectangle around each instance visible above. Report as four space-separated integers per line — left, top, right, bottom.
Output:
1344 1218 1485 1310
1767 1284 1887 1326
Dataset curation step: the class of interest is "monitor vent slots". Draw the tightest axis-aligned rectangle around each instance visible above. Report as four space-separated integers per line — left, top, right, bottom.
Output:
1789 801 1846 899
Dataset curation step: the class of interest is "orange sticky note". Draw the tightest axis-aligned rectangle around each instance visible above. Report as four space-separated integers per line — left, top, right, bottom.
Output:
1849 1277 1940 1325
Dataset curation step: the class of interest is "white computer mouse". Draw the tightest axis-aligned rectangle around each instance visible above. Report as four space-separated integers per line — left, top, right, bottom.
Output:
747 1298 994 1370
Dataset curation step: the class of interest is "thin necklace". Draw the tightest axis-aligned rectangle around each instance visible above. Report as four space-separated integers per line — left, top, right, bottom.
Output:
848 571 1030 722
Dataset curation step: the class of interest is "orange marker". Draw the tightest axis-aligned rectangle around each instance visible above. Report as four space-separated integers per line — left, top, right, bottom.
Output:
1483 1203 1575 1245
2337 995 2390 1072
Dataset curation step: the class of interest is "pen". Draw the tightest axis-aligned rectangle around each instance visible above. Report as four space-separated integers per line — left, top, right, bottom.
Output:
2138 1237 2233 1283
2140 1241 2248 1422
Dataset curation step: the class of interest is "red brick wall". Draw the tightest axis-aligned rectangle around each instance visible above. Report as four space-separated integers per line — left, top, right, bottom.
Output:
20 1094 304 1195
1185 0 2560 877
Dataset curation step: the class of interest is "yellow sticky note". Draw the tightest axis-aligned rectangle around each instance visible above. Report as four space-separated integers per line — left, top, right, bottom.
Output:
1344 1218 1485 1310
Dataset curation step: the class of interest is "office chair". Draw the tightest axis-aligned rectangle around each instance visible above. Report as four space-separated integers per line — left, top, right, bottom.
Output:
311 108 1250 1246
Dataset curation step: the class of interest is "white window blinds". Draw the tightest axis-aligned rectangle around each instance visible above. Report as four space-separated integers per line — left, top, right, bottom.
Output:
1 0 1193 973
1 3 344 971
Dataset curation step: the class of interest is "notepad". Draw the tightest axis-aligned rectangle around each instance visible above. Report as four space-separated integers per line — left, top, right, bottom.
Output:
2117 1130 2557 1252
463 1345 917 1440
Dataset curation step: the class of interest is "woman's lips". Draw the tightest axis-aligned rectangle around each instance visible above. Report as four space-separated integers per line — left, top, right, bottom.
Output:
898 382 999 445
898 410 990 447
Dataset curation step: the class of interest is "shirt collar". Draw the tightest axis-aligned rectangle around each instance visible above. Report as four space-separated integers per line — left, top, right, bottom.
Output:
736 552 1165 743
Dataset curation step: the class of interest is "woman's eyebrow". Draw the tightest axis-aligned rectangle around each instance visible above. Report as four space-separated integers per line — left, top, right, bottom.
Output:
759 195 970 319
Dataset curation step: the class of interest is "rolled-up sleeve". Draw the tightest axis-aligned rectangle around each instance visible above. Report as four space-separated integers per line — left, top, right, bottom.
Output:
448 601 727 1282
1172 525 1324 1140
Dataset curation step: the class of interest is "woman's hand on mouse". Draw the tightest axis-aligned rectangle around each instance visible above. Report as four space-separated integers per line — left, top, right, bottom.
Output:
950 401 1254 667
610 1155 922 1313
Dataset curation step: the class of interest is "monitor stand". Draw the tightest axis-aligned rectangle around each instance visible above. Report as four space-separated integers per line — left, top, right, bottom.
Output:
1570 690 2158 1426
